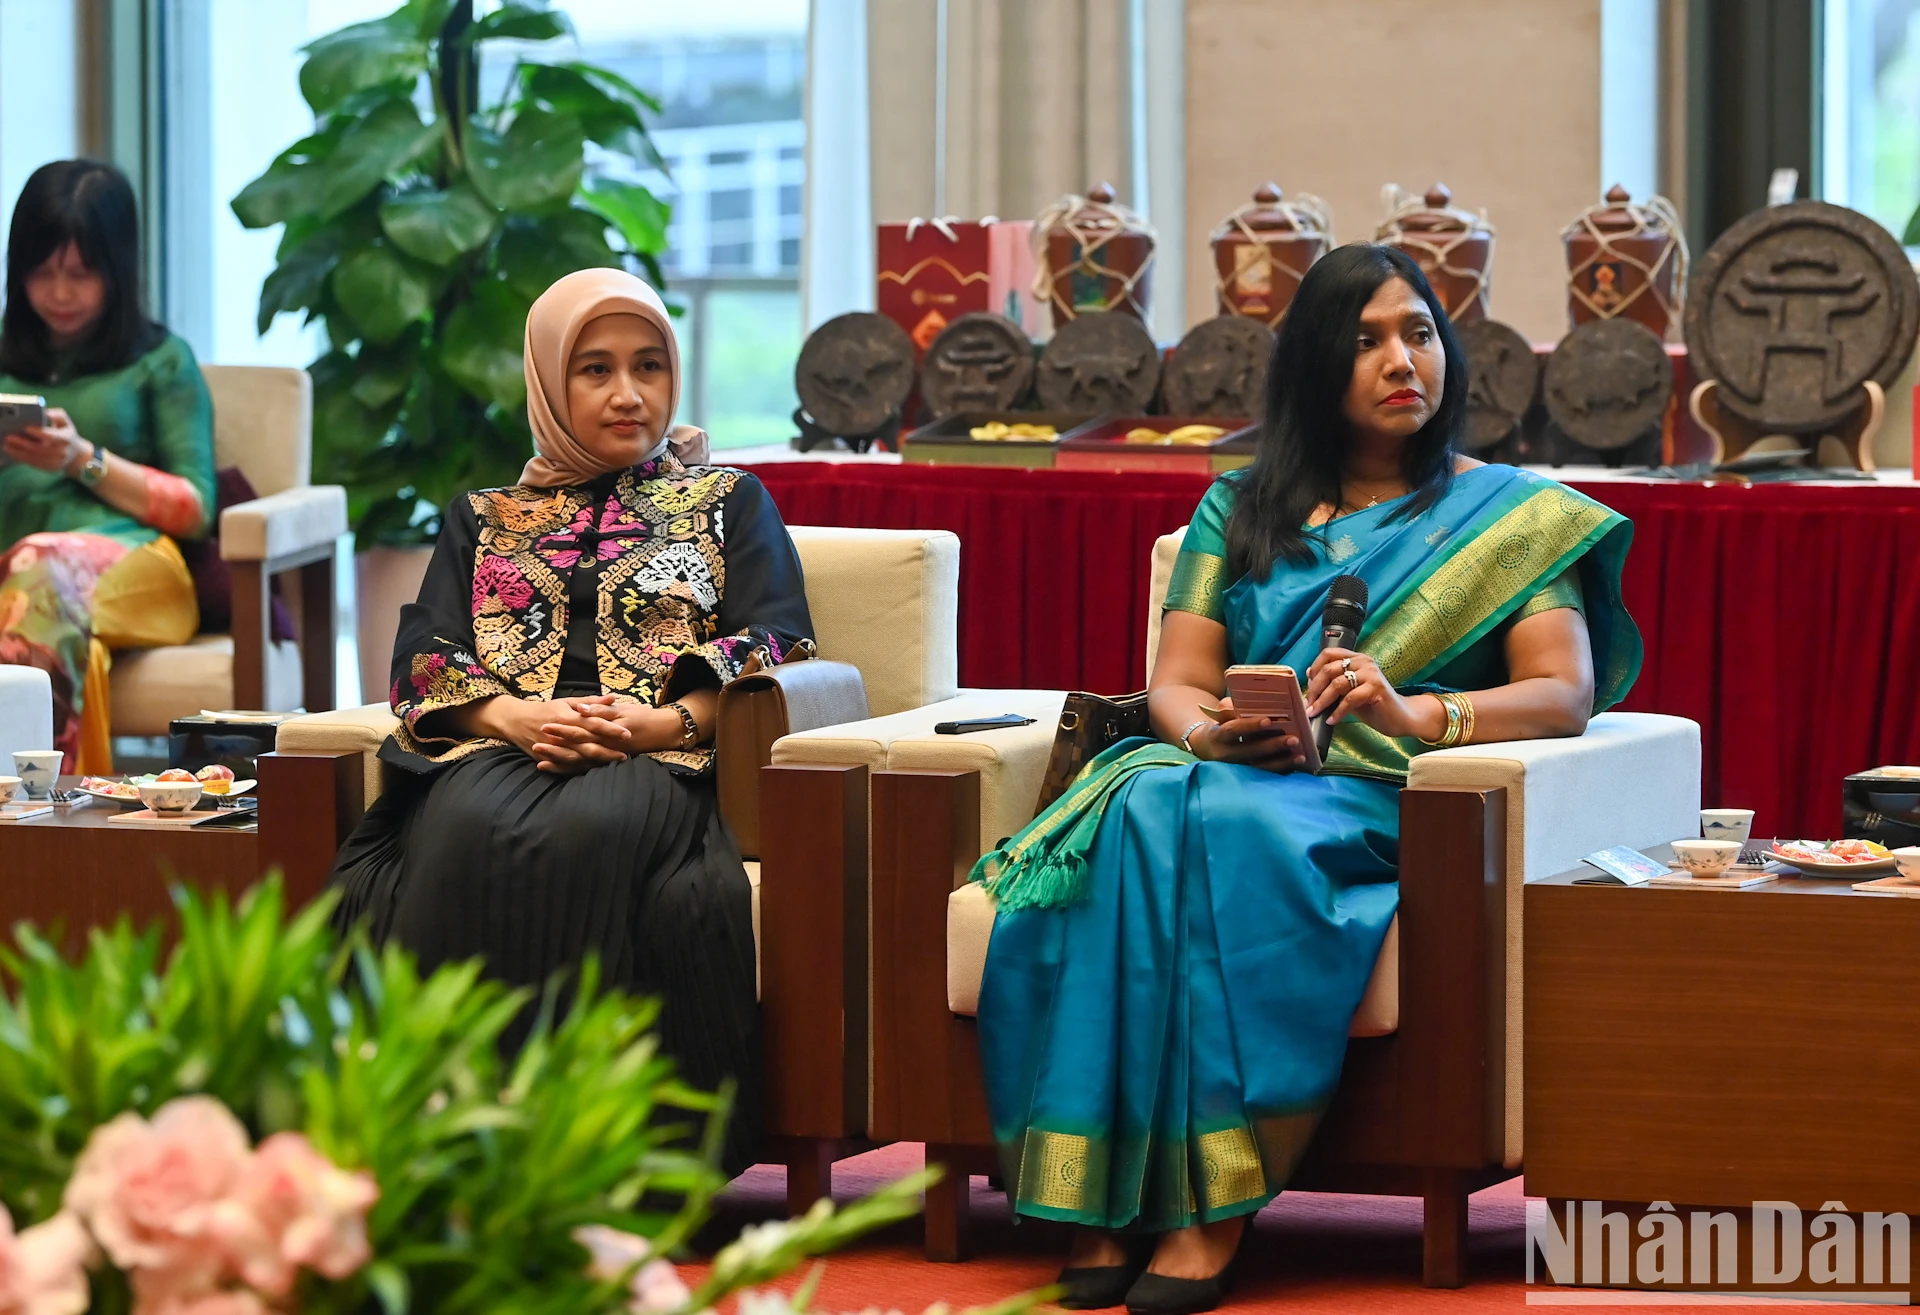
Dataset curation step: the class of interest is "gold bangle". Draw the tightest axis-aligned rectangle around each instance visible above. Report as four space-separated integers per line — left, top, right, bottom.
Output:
1417 693 1459 747
1457 693 1477 745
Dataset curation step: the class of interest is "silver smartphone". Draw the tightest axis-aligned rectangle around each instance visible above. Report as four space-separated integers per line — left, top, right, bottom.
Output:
0 394 47 462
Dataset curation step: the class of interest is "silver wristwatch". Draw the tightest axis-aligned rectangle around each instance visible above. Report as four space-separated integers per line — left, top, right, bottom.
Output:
76 442 107 487
1179 719 1207 754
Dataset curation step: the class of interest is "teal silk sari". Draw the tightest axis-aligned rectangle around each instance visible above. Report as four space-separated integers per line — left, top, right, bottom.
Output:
975 464 1641 1230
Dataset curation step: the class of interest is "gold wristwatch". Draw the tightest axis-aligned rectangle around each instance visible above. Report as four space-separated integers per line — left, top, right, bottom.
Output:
667 701 699 748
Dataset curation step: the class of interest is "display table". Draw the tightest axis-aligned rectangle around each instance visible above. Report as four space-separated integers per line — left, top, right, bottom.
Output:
746 460 1920 837
1524 852 1920 1298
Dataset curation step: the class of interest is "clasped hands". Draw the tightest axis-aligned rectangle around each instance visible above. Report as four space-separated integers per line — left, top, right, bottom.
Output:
474 693 687 774
1190 647 1437 773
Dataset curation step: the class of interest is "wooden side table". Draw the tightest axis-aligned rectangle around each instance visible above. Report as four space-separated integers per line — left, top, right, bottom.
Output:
1525 852 1920 1297
0 754 359 956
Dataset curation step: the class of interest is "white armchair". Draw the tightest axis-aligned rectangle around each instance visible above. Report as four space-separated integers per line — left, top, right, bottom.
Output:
859 525 1701 1284
0 666 54 762
107 366 346 733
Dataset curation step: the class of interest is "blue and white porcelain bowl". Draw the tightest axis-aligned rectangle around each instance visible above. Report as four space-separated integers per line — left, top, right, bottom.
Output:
11 751 61 801
1700 808 1755 845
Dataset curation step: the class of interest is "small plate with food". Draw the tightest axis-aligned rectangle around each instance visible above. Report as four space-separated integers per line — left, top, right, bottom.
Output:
79 765 255 806
1768 838 1896 875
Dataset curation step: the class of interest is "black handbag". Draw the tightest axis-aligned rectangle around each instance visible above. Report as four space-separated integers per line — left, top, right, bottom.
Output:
1034 690 1154 814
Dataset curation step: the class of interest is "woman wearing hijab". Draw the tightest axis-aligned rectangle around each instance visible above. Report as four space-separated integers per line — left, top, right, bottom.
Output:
329 269 813 1173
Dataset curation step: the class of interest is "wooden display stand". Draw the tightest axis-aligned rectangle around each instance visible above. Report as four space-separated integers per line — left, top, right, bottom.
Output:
1688 378 1885 472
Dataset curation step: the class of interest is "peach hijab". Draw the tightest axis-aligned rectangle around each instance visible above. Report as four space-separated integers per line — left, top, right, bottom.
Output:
517 267 710 488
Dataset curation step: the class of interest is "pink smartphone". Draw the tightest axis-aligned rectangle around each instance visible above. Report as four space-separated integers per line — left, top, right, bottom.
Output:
1211 664 1321 774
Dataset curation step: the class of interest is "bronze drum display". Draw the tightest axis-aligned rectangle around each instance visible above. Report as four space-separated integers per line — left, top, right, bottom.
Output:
1683 199 1919 434
1033 182 1156 330
1035 311 1161 415
792 312 916 449
919 312 1035 419
1209 183 1331 327
1162 316 1274 418
1544 318 1672 453
1457 319 1539 451
1562 184 1688 339
1376 183 1494 325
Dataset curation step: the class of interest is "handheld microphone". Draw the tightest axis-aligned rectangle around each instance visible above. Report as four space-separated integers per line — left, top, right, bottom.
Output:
1310 574 1370 761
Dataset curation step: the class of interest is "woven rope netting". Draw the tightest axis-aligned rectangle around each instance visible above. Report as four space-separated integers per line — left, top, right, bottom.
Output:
1212 193 1333 328
1032 193 1157 321
1375 185 1495 322
1561 193 1689 328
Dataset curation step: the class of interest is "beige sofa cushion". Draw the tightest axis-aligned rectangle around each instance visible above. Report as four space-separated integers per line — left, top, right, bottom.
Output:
786 526 958 717
110 636 304 737
1144 528 1184 674
944 882 1399 1037
275 703 399 806
772 689 1064 853
202 365 311 498
1407 711 1701 1168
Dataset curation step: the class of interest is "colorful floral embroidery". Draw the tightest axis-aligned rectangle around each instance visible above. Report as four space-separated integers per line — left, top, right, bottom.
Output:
389 455 777 771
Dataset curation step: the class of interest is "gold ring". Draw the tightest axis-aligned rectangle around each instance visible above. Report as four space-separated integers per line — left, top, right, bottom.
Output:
1344 670 1360 689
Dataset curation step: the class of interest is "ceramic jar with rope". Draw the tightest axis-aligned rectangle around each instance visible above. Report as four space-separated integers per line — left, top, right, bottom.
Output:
1209 182 1333 327
1374 182 1495 325
1561 184 1689 340
1032 182 1156 330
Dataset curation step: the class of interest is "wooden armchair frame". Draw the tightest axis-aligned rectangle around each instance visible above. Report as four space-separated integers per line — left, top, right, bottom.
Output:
866 768 1514 1288
255 751 874 1216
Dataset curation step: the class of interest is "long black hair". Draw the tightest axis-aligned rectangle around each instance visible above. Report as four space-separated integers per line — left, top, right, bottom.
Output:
0 160 164 382
1223 242 1466 579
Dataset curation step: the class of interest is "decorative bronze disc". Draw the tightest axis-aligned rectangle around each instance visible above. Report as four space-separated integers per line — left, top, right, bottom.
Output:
1457 319 1539 449
1161 315 1273 418
794 312 916 436
1544 317 1672 450
1684 200 1919 433
1035 311 1162 414
920 312 1035 418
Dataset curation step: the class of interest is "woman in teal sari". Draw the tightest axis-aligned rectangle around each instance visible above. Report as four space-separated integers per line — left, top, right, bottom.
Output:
974 245 1640 1315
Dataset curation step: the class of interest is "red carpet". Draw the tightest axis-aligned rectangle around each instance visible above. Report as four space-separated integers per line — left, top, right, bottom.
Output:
683 1143 1726 1312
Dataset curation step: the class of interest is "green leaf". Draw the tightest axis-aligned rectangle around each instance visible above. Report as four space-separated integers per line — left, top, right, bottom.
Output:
466 110 585 212
440 279 530 410
317 100 442 220
580 179 670 257
380 182 499 266
255 233 340 334
466 3 573 44
495 210 621 303
332 246 434 345
562 60 664 117
351 336 421 410
299 19 426 115
1904 199 1920 246
365 1259 411 1315
230 120 349 229
520 64 648 155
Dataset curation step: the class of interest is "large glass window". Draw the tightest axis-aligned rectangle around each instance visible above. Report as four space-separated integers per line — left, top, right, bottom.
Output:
484 1 808 449
1822 0 1920 242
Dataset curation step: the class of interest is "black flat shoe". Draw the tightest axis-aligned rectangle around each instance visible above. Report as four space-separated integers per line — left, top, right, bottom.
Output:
1123 1242 1243 1315
1056 1239 1152 1310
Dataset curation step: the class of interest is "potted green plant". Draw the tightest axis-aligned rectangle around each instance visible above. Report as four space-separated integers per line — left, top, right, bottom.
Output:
230 0 673 700
0 879 1047 1315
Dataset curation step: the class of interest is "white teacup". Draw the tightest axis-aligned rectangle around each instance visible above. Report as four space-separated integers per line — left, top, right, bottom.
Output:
0 775 20 805
1701 808 1755 845
11 751 62 800
1893 847 1920 881
1672 838 1741 877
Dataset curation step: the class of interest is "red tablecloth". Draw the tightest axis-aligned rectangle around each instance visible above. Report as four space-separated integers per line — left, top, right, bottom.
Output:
747 462 1920 838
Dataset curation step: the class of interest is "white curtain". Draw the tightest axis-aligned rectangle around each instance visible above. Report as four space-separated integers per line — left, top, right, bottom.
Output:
803 0 875 328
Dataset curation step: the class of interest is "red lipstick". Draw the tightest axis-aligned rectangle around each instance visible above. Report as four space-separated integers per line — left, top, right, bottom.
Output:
1383 389 1421 405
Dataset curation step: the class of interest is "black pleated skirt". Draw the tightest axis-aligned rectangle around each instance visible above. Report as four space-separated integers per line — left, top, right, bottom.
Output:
328 746 761 1174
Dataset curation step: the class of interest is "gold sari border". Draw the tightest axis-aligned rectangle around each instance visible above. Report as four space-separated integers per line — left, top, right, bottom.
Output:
1165 549 1227 621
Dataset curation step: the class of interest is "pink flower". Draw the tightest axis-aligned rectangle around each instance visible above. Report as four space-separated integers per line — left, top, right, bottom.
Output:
209 1134 377 1298
574 1226 692 1314
0 1211 93 1315
63 1098 250 1286
132 1285 266 1315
